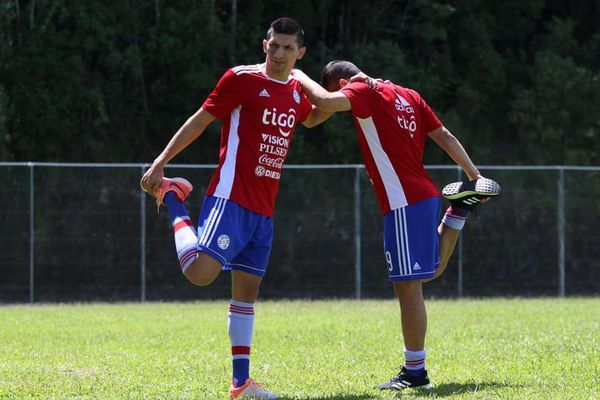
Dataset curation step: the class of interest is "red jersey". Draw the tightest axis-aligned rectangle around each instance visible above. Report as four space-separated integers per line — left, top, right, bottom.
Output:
340 81 443 214
202 64 312 217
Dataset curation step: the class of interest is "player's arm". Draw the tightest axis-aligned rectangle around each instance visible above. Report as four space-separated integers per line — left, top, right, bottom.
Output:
427 126 481 180
302 106 333 128
141 107 216 195
294 70 352 113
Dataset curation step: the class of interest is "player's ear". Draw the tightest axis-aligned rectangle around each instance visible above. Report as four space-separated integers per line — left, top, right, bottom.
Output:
262 39 268 54
339 78 349 88
297 46 306 60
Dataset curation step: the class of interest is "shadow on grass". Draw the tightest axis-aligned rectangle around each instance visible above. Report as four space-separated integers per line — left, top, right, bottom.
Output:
278 395 378 400
416 381 520 397
274 382 519 399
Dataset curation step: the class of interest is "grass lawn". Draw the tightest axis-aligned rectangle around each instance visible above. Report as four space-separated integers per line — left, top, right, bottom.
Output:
0 299 598 399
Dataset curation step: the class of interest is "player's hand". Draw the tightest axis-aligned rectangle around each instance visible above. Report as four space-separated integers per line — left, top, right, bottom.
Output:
140 164 164 196
349 72 376 88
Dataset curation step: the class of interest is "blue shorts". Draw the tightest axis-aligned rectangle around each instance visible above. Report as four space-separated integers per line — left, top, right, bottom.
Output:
383 197 441 281
196 196 273 277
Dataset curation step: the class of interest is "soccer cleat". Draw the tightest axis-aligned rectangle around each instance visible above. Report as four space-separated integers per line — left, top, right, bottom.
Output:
228 378 278 399
154 177 193 212
375 366 432 390
441 177 501 212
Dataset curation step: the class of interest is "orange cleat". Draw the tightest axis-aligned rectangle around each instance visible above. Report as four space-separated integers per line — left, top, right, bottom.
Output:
153 177 193 212
228 378 278 399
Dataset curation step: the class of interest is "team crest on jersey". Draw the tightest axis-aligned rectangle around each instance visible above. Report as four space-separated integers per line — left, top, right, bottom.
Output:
217 234 230 250
293 89 301 104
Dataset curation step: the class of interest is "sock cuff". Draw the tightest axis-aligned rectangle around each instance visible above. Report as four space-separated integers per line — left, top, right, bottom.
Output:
404 348 426 359
229 300 255 318
442 213 466 230
404 348 426 371
230 300 254 308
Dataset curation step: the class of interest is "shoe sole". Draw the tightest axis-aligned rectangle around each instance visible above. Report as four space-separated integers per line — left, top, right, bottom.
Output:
442 178 501 200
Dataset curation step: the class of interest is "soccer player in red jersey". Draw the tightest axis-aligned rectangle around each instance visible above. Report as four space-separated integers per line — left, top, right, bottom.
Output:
293 61 500 390
140 17 326 400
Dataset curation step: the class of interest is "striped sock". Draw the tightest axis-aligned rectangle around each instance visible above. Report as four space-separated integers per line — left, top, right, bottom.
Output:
404 348 426 377
228 300 255 387
442 206 470 230
164 192 198 271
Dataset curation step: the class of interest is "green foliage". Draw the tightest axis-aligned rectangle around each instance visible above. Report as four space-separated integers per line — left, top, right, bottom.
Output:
0 1 598 164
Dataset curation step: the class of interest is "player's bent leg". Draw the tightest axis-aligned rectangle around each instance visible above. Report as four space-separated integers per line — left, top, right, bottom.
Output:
423 222 461 283
183 252 222 286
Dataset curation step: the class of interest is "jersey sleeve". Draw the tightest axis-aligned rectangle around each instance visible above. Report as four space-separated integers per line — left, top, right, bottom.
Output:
202 69 247 120
340 82 371 119
296 90 313 122
418 94 443 133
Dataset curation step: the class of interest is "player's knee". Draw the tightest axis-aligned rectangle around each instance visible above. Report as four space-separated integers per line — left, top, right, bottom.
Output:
393 279 421 294
183 261 220 286
185 273 216 286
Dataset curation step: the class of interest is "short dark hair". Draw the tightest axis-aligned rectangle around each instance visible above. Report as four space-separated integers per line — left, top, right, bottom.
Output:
267 17 305 47
320 60 361 89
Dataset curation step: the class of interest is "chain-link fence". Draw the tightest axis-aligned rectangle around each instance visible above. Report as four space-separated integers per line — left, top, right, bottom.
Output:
1 163 598 302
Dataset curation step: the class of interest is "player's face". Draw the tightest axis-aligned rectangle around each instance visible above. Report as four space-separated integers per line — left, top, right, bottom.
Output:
263 32 306 80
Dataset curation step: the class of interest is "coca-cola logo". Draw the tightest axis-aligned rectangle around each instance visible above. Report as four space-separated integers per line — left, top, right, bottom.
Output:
258 154 284 169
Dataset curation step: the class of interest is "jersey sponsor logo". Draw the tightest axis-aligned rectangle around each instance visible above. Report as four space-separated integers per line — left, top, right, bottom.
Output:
259 89 270 97
395 93 417 137
217 234 230 250
261 108 297 137
258 154 284 169
258 143 287 156
261 134 290 148
293 89 301 104
264 169 281 179
255 165 266 177
254 165 281 180
397 115 417 137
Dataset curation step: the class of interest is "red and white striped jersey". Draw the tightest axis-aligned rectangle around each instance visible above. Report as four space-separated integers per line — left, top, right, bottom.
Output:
202 64 312 217
340 81 442 214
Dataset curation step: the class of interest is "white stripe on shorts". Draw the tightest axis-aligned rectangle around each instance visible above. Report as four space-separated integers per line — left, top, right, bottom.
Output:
395 208 412 276
199 198 226 247
205 198 227 247
401 208 412 275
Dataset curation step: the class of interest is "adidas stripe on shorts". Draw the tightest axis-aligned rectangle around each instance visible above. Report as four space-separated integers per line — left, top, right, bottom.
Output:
383 197 441 281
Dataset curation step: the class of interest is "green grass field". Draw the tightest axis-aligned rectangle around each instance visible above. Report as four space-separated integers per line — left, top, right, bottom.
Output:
1 299 598 399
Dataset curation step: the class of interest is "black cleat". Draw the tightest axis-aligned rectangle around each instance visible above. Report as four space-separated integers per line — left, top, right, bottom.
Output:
441 177 501 211
375 366 432 390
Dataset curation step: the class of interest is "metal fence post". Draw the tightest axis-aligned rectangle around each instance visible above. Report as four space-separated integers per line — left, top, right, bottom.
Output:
29 162 35 304
140 166 147 302
457 167 463 298
558 168 565 297
354 166 362 300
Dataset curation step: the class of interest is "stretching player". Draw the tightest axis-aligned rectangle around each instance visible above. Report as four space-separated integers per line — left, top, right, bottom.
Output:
293 61 500 390
140 18 326 400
